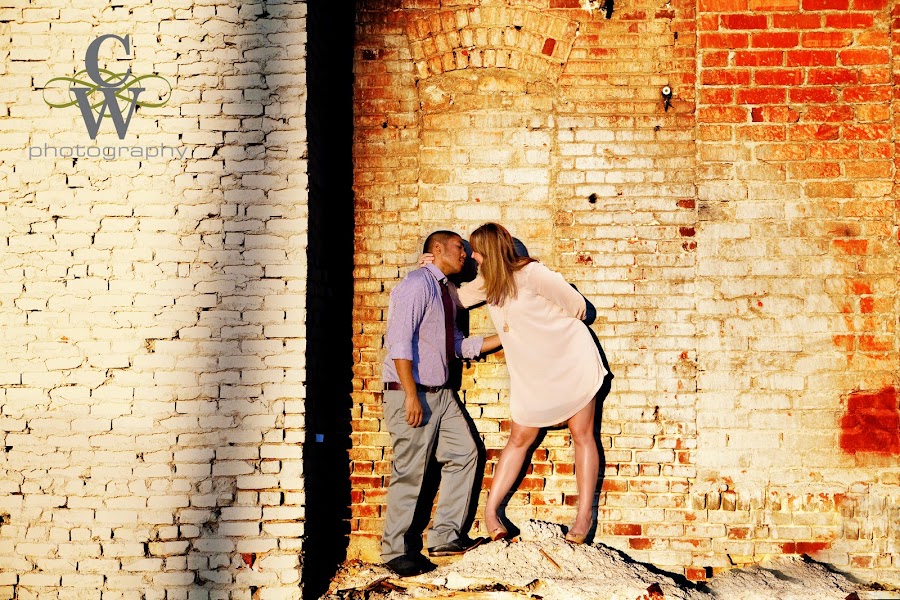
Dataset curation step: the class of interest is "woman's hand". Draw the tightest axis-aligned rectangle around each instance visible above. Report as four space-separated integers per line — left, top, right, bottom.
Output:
418 253 435 267
481 334 502 354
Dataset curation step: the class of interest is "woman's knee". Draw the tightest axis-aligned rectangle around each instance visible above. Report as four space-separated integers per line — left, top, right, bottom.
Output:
506 424 539 449
569 425 597 448
567 400 597 443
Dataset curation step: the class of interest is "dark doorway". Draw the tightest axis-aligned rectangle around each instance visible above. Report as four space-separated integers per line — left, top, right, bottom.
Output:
303 2 356 598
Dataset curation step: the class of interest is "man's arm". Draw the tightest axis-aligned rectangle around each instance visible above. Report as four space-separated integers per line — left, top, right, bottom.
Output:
393 358 423 427
385 273 429 428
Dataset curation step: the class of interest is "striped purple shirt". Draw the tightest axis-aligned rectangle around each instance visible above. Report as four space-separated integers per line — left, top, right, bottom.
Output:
382 264 484 386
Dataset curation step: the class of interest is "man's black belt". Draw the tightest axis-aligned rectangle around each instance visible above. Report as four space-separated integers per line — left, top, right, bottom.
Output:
385 382 445 393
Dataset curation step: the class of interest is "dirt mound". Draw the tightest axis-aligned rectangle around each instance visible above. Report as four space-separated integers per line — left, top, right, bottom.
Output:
323 520 879 600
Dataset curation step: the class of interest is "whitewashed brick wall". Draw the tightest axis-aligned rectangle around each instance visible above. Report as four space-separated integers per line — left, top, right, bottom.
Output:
0 1 308 599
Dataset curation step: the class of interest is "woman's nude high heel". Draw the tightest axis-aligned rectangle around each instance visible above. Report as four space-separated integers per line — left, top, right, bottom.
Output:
488 524 509 541
564 530 587 544
565 519 591 544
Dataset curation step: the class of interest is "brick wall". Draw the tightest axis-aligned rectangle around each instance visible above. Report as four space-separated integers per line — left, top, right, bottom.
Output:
0 1 308 599
350 0 900 584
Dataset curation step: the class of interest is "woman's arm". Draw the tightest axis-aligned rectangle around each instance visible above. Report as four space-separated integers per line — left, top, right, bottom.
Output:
529 263 587 319
454 275 487 309
479 334 502 354
418 252 487 308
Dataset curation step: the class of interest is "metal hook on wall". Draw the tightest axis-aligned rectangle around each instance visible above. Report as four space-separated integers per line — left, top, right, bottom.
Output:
661 86 673 112
582 0 614 18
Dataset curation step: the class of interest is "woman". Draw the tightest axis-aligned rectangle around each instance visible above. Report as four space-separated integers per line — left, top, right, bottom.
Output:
458 223 608 544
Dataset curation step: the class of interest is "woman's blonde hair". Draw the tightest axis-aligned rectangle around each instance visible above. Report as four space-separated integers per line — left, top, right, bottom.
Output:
469 223 536 306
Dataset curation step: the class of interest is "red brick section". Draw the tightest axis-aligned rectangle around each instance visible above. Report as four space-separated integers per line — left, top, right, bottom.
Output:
696 0 896 578
894 0 900 376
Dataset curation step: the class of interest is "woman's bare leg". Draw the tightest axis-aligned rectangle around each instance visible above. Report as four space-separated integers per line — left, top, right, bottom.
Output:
567 398 598 536
484 421 540 532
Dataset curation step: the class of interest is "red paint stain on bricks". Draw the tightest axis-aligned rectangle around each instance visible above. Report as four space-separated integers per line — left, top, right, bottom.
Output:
751 106 800 123
782 541 831 555
832 239 868 255
555 463 575 476
602 479 627 492
814 124 840 140
353 504 381 518
612 523 643 536
629 537 652 550
542 38 556 56
350 476 382 488
519 477 546 491
859 335 892 353
839 388 900 455
685 567 708 581
832 277 892 362
850 556 874 569
847 280 871 295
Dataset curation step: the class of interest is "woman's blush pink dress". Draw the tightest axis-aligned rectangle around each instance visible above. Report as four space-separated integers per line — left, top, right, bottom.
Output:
457 262 607 427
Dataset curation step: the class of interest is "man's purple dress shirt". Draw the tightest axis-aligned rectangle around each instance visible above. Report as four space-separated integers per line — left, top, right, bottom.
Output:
382 264 484 387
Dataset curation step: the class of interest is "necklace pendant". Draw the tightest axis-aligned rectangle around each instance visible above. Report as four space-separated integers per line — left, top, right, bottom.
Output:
503 323 509 332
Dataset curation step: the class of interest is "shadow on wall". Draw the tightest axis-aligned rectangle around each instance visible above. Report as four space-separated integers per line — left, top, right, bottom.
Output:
172 2 348 595
303 2 357 599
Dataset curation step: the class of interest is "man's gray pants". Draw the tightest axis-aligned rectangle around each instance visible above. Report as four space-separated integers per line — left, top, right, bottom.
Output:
381 388 478 562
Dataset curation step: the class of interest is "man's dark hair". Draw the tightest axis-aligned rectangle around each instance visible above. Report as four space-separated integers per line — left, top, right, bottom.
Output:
423 230 460 254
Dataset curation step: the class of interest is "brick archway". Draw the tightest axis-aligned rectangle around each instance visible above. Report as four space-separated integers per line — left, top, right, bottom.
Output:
406 6 579 82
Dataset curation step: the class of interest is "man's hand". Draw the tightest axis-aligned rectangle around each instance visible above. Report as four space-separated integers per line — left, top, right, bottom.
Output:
404 393 424 427
393 359 423 427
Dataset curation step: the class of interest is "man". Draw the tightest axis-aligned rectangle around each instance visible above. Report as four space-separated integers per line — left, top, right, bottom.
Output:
381 230 501 577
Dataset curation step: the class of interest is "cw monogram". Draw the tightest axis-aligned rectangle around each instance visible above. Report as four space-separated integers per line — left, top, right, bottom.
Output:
42 34 171 140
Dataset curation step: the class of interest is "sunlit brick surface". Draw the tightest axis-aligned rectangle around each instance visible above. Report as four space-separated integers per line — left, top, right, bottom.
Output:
349 0 900 585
